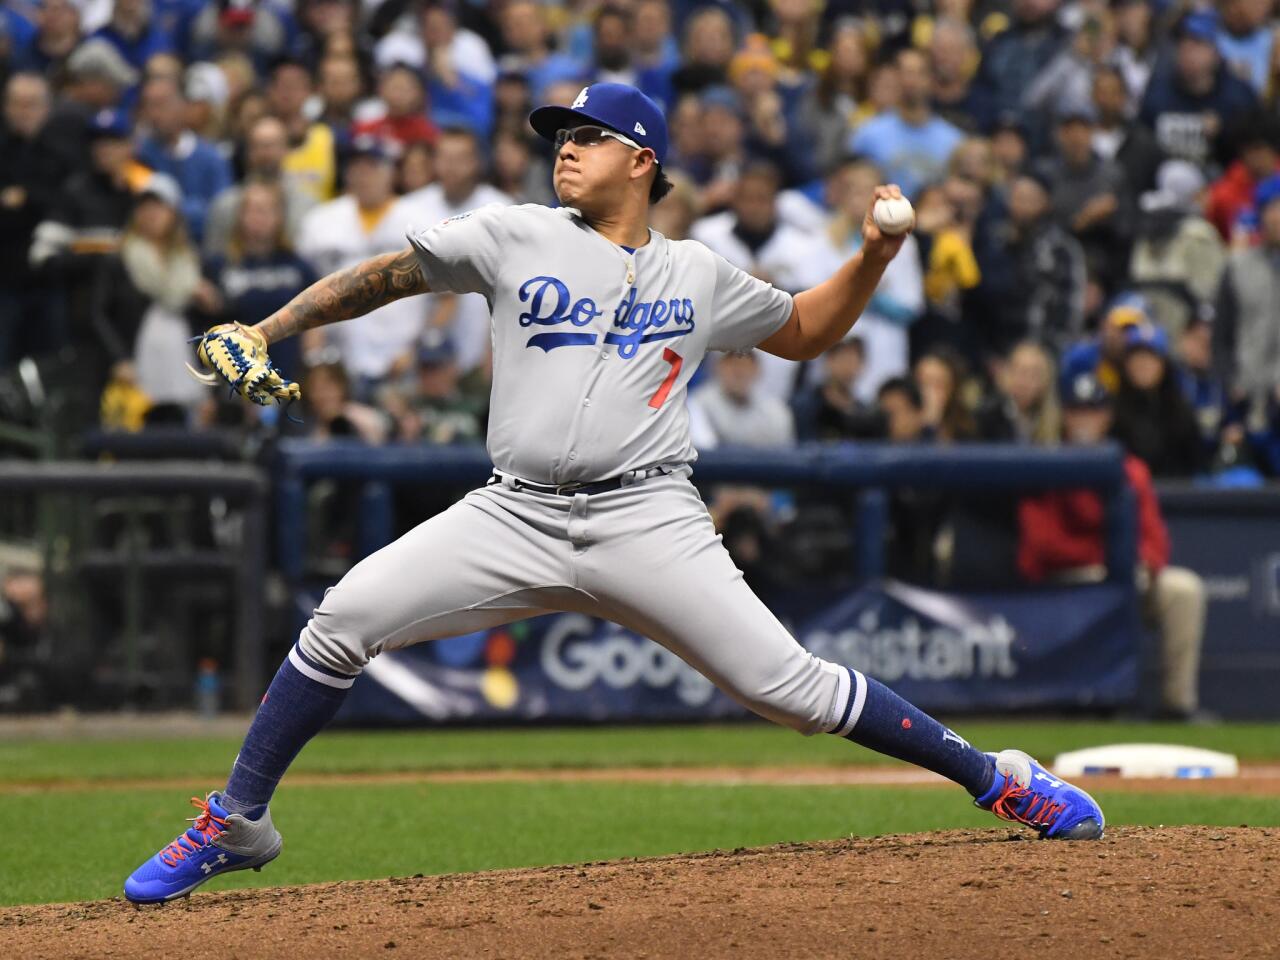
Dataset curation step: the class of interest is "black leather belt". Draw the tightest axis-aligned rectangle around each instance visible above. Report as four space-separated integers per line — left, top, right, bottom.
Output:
491 467 669 497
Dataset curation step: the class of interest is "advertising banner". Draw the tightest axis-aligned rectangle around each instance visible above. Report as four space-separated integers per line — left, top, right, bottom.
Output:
339 580 1140 724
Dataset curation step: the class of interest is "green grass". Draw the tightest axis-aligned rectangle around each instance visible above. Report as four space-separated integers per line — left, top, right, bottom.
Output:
2 781 1278 907
1 720 1276 907
2 720 1277 784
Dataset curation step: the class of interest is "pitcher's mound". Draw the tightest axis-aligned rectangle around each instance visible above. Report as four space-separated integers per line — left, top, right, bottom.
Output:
2 826 1274 959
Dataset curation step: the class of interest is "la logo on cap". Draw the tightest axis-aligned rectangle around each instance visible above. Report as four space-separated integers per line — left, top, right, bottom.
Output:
572 88 589 109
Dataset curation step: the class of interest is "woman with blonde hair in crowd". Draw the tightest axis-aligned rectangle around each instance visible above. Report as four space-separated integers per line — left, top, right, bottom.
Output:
93 174 222 425
977 340 1063 445
204 181 317 388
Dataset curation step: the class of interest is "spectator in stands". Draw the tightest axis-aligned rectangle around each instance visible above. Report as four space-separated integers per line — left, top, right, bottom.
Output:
989 112 1029 184
1216 0 1275 95
353 63 440 153
204 116 316 259
184 61 232 146
134 76 232 242
203 181 317 384
914 348 976 443
268 57 338 204
631 0 679 106
684 86 749 211
1025 8 1116 127
728 37 812 184
977 340 1062 445
690 161 828 400
29 108 146 349
648 171 699 241
974 171 1086 356
314 55 367 144
188 1 289 72
911 181 982 361
931 18 996 135
1206 112 1280 243
397 140 434 195
848 47 963 198
11 0 81 77
395 127 512 376
1061 292 1147 393
1035 100 1131 291
294 136 422 391
0 73 70 368
977 0 1068 118
90 0 174 73
1111 323 1205 478
819 157 925 401
43 37 137 160
1111 0 1157 100
1139 12 1257 167
374 0 497 89
671 6 735 97
496 0 582 99
688 350 794 449
796 19 872 173
1214 174 1280 433
490 128 554 206
877 376 932 444
382 338 485 445
300 361 388 443
1019 371 1208 721
1130 159 1226 336
1091 64 1163 198
1176 316 1243 470
791 337 885 442
93 173 219 418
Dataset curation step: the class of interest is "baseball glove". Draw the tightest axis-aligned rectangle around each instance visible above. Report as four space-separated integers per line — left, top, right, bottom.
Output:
186 323 301 407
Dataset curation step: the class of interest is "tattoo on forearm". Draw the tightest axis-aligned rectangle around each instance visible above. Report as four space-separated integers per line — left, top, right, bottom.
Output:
255 248 429 343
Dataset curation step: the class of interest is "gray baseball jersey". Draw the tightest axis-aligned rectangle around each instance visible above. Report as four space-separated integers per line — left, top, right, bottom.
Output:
405 204 794 484
292 204 863 742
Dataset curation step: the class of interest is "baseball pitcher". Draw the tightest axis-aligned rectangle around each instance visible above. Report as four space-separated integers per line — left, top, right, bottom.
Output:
125 84 1103 904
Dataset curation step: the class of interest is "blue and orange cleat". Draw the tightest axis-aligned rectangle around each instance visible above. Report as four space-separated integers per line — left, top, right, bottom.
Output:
975 749 1105 840
123 793 282 904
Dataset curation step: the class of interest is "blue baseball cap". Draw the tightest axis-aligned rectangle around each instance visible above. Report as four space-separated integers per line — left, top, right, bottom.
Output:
1177 11 1218 43
88 108 132 140
529 82 668 165
1124 322 1170 357
1061 372 1112 409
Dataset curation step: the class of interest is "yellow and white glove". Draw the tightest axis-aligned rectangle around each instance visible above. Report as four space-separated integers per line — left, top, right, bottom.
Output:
187 323 301 407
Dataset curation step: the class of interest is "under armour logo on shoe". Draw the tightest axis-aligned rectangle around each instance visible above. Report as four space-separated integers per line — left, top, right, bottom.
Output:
1034 772 1063 789
572 88 589 109
200 853 230 875
634 121 646 135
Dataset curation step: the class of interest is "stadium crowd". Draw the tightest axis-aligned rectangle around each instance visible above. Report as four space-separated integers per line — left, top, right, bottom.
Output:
1 0 1256 717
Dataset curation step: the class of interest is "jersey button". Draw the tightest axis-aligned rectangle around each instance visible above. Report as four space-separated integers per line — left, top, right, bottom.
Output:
568 451 578 461
583 398 591 406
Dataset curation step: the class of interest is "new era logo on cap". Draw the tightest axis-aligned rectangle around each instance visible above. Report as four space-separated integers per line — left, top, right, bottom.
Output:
529 82 669 165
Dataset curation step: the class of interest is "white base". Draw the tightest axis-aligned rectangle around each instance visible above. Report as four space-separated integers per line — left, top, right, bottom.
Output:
1053 743 1239 779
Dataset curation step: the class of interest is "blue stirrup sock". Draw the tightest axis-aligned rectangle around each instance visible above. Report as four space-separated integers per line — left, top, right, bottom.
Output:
832 668 995 797
221 644 354 818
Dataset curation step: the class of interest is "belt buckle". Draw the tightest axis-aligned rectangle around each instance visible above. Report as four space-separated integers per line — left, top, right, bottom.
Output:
554 482 581 496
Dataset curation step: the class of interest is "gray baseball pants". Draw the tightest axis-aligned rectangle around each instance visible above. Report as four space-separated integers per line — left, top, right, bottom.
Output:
293 469 863 736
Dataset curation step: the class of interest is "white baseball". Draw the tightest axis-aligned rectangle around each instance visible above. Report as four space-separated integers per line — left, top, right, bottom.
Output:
873 196 915 235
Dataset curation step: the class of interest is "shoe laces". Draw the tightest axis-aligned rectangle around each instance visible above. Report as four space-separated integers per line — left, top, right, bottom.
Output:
989 775 1068 831
158 795 228 867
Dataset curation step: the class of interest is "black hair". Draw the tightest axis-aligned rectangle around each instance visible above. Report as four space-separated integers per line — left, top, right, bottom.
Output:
649 166 673 204
877 376 923 410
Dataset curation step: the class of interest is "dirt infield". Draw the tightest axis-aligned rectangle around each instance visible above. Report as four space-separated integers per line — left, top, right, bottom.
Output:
2 826 1275 960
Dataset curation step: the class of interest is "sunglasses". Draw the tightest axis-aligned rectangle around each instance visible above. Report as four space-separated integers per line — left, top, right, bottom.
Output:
554 125 643 152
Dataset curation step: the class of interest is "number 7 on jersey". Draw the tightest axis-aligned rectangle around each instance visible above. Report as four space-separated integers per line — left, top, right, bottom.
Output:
648 348 683 409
